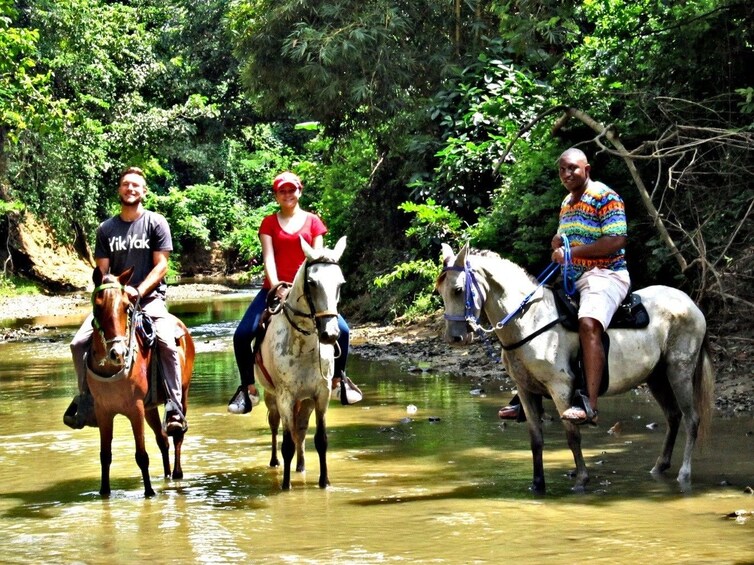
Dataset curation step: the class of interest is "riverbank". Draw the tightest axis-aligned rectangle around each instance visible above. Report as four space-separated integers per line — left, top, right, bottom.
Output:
1 284 751 416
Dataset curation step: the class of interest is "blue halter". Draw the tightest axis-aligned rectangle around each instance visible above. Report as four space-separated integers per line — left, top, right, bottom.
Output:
442 257 567 360
441 260 486 324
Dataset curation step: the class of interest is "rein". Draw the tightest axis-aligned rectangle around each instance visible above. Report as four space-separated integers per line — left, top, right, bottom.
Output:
87 282 141 382
442 257 566 354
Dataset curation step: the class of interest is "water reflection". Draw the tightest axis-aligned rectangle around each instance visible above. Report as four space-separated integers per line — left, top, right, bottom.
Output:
0 293 753 563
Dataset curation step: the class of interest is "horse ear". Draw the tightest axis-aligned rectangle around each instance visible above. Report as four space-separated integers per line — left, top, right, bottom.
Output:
92 267 103 286
456 243 470 266
440 243 455 266
332 236 347 261
118 266 135 286
300 235 315 260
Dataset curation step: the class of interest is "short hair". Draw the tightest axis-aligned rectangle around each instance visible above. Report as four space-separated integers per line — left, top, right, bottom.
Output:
118 166 146 186
559 147 588 163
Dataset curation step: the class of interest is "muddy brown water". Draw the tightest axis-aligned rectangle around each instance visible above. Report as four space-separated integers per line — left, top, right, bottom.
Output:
1 292 753 564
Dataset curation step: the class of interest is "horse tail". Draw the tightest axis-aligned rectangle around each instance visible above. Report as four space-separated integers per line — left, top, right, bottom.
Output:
693 334 715 446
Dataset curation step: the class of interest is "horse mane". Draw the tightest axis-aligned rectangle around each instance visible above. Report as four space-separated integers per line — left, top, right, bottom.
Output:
468 248 539 287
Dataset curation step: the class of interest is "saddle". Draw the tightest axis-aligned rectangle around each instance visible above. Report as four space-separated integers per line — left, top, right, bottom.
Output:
552 286 650 399
553 286 649 333
252 283 291 357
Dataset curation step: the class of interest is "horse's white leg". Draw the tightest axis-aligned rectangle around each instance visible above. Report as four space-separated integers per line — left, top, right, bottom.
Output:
294 400 314 473
665 344 706 486
646 371 682 476
550 393 589 491
277 396 297 490
563 423 589 491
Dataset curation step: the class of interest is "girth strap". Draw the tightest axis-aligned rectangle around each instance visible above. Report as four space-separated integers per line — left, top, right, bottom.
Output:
255 350 276 390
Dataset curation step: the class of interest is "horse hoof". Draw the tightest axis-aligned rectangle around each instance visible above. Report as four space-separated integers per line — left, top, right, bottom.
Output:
528 483 546 495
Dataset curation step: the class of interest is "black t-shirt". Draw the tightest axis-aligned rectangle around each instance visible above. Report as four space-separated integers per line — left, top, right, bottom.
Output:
94 210 172 301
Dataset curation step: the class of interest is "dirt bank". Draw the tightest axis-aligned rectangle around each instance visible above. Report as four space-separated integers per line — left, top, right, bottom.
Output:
1 284 751 416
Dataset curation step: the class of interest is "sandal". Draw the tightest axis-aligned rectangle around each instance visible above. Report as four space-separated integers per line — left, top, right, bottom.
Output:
560 405 599 426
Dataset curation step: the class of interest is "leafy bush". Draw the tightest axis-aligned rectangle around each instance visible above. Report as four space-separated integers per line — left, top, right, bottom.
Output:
371 199 463 321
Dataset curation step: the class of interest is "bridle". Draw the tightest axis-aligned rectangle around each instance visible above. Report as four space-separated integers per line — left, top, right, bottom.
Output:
282 258 342 336
441 255 567 353
88 281 139 382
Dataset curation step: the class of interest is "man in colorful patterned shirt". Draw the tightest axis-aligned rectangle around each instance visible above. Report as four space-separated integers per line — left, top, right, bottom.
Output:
552 148 630 425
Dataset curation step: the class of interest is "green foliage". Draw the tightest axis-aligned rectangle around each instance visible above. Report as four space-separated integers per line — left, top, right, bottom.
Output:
229 0 458 133
468 140 563 264
373 258 442 322
398 199 463 251
370 200 462 320
419 40 555 219
0 273 42 297
0 0 65 145
222 202 277 267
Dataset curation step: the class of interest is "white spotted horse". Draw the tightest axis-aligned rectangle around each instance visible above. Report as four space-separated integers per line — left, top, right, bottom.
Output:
436 243 714 493
255 236 347 490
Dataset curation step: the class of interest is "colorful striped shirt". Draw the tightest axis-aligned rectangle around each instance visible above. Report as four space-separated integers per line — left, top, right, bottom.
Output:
559 180 627 281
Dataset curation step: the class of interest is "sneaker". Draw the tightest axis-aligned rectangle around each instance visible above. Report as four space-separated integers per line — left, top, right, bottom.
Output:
332 375 363 405
165 411 188 436
227 385 260 414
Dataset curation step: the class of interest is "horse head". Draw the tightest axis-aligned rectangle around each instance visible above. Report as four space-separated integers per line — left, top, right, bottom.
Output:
297 236 347 345
91 266 135 369
436 243 484 345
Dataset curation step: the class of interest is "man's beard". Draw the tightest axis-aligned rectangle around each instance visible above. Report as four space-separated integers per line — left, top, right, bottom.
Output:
120 196 142 207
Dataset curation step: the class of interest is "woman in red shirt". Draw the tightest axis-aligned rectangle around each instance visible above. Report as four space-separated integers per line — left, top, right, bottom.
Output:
227 172 362 414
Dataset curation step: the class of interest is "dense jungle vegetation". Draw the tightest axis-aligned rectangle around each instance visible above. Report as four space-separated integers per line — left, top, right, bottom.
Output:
1 0 752 330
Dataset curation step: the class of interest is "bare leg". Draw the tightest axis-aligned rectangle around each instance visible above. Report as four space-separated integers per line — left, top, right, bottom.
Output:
579 316 605 417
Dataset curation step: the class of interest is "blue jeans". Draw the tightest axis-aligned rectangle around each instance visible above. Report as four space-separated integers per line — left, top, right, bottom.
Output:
233 289 350 387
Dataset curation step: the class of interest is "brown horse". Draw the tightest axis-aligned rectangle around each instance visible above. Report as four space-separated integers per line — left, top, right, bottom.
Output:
87 267 194 497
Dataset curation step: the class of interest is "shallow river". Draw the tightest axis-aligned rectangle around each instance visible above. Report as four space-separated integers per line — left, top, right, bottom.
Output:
0 291 753 564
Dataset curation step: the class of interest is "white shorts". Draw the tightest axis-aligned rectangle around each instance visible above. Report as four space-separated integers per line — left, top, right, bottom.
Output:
575 268 631 330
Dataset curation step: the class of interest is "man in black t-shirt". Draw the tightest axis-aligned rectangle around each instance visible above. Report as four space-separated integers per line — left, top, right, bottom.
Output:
64 167 187 435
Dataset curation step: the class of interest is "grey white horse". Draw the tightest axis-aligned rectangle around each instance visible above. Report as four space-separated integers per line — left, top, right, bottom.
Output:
256 236 346 490
437 243 714 493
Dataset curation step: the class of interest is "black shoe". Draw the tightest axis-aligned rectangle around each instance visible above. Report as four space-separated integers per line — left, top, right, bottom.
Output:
63 393 98 429
63 397 83 429
165 411 188 436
